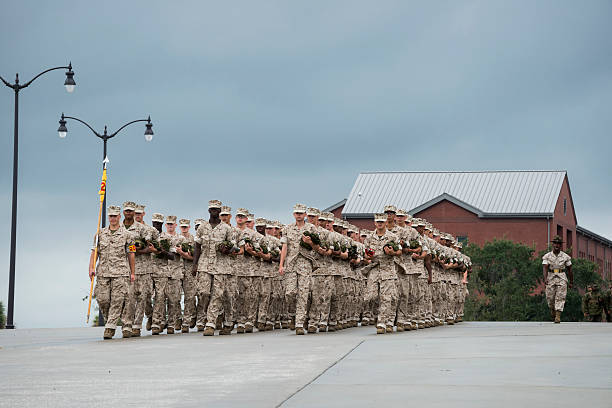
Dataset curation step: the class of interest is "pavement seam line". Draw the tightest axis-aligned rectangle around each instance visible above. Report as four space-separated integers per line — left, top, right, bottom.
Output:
276 339 365 408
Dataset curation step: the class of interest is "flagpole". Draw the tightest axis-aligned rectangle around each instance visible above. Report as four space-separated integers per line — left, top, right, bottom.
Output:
86 157 108 324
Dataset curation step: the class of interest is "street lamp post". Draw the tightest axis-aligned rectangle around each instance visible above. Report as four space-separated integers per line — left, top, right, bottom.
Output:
1 63 76 329
57 114 154 326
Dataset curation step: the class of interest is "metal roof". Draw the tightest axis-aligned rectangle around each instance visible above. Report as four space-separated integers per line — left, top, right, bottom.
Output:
342 171 567 218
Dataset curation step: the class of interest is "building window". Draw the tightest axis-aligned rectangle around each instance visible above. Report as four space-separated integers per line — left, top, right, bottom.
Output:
566 229 572 253
457 236 468 245
557 225 563 240
563 198 567 216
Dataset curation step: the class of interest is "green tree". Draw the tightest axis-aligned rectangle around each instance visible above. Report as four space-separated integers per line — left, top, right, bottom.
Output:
0 300 5 329
463 239 601 321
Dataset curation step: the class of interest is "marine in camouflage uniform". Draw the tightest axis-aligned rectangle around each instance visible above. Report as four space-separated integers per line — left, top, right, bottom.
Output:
363 213 403 334
305 208 333 333
159 215 185 334
392 209 420 331
234 209 262 333
279 203 320 335
149 213 173 334
120 201 147 337
89 205 136 339
177 219 195 332
542 235 574 323
270 221 287 328
582 285 605 322
256 219 277 331
326 217 348 331
195 202 240 336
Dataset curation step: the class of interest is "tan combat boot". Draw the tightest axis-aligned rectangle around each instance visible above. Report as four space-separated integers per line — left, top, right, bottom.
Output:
554 311 561 324
122 329 132 338
146 318 152 331
307 325 317 334
236 326 245 334
167 327 175 334
257 322 265 331
245 323 254 333
318 324 327 332
296 327 305 335
396 323 405 332
103 328 115 339
132 328 141 337
219 325 233 335
281 321 289 329
152 327 160 335
203 326 215 336
274 322 281 329
376 326 385 334
289 318 296 331
196 324 205 332
386 325 393 333
181 326 189 333
328 324 337 332
265 323 274 331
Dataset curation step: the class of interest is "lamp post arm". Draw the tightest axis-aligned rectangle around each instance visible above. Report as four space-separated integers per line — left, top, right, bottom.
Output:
0 74 11 88
109 118 149 139
63 116 103 139
20 65 71 89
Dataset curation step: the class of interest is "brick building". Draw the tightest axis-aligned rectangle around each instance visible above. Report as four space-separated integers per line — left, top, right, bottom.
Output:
325 171 612 280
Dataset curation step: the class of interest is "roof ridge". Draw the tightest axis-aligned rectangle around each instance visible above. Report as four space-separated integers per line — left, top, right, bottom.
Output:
359 170 567 174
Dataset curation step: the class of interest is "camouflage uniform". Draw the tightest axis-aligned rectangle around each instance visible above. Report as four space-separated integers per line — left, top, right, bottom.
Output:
132 222 157 331
180 226 196 330
363 229 401 331
582 287 605 322
281 221 319 330
93 225 136 331
122 219 150 332
542 250 572 312
308 223 333 331
257 229 277 329
196 220 237 330
234 221 263 331
328 226 347 329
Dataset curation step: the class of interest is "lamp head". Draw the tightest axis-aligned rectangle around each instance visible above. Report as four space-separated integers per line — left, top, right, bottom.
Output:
64 62 76 93
58 113 67 138
144 116 154 142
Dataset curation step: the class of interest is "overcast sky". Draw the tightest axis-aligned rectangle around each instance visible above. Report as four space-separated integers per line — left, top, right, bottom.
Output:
1 1 611 328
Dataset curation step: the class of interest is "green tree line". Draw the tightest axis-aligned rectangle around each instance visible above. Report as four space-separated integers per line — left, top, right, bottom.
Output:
463 239 605 321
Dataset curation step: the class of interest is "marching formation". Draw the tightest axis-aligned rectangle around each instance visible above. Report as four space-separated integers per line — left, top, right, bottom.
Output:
89 201 471 339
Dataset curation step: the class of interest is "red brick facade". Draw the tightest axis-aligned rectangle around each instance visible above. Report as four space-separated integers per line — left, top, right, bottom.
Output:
331 175 612 279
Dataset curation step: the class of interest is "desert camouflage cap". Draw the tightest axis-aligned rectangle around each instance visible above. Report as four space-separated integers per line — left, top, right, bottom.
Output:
220 206 231 215
179 218 190 227
333 218 343 226
246 213 254 222
236 208 249 217
123 201 136 211
374 213 387 222
166 215 177 224
208 199 222 209
266 220 275 228
360 229 368 236
293 203 307 213
306 207 320 216
152 213 164 222
108 205 121 216
396 208 407 217
383 204 397 213
255 217 267 227
134 204 145 213
322 212 334 221
194 218 204 225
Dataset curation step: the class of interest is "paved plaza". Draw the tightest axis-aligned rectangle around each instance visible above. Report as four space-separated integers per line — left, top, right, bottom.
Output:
1 322 611 407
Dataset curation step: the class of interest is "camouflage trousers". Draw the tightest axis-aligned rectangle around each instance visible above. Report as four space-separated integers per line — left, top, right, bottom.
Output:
257 277 273 325
545 279 567 312
206 274 237 328
328 275 345 326
94 276 130 330
182 269 197 328
270 276 285 324
396 273 419 325
152 277 168 330
366 278 398 328
309 275 334 328
129 273 153 329
458 284 468 317
236 276 261 327
285 271 311 328
166 278 182 330
196 272 213 327
418 278 433 320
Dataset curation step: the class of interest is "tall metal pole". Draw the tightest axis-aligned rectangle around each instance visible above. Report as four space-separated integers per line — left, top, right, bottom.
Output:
6 81 19 329
98 138 108 326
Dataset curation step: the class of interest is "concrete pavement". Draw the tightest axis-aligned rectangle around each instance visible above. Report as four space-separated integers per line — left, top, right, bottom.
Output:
1 322 611 407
